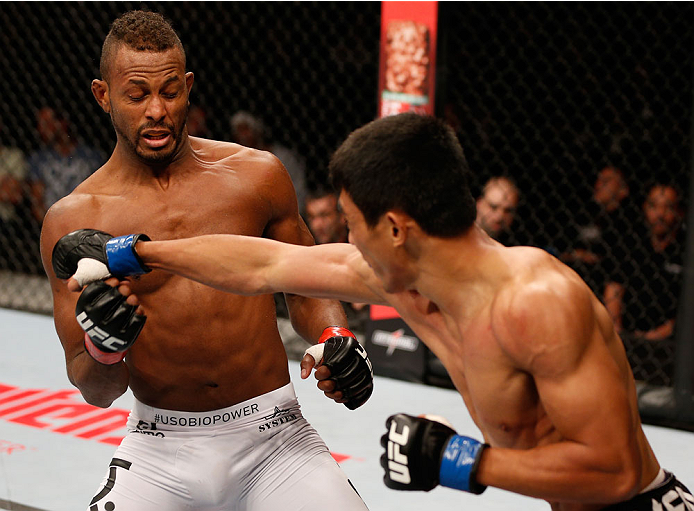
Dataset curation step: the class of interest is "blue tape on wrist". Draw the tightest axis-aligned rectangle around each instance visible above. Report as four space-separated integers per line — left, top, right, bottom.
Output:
105 235 147 276
438 435 488 494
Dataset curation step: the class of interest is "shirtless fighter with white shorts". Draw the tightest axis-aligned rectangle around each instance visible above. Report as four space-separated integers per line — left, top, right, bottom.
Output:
42 11 372 511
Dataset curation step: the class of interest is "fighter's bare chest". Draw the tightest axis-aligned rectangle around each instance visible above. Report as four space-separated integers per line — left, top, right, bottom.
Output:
459 364 548 446
439 318 551 448
90 188 268 239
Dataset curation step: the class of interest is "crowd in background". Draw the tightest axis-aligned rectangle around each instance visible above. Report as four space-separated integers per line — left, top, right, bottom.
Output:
474 167 685 387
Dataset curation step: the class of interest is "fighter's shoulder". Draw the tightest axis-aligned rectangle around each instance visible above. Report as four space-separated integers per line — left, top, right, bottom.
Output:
191 137 284 175
491 247 593 361
501 248 589 313
39 193 98 267
41 192 99 235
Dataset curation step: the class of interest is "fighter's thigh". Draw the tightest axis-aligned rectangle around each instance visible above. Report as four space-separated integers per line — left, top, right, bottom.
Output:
252 452 368 511
86 456 192 511
86 433 193 511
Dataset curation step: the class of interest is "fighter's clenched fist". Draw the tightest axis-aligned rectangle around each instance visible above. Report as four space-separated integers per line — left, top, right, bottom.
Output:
76 281 146 365
380 413 487 494
52 228 150 287
303 326 374 410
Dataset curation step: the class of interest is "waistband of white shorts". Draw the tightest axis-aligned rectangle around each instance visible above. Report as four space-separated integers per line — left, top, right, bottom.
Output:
129 382 299 431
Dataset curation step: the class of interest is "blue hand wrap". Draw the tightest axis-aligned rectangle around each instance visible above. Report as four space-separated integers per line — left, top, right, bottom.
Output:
105 234 150 277
438 435 488 494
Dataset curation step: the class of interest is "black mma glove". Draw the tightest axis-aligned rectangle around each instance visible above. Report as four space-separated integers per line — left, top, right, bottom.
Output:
52 229 151 284
76 281 146 365
305 326 374 410
380 413 488 494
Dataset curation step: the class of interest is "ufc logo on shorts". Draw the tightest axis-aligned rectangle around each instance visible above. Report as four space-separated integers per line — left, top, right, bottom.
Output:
387 421 411 484
76 311 127 350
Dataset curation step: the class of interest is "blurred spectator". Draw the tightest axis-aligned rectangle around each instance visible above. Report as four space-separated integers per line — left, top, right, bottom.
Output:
0 125 27 231
561 166 635 296
0 123 40 272
187 105 209 138
305 187 348 244
305 187 368 331
604 182 685 341
27 107 105 221
475 176 520 246
230 111 308 214
277 186 368 343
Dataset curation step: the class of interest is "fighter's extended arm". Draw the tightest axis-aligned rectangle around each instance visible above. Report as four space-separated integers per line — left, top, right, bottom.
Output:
136 235 387 305
62 232 386 306
476 278 641 503
57 229 385 410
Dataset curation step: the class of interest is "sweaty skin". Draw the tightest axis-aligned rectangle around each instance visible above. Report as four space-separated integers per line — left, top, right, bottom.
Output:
41 46 348 412
112 191 661 510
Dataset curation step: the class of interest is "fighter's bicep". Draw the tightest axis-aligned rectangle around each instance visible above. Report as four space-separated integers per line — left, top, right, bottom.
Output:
269 244 387 305
531 349 642 487
259 156 310 246
40 194 97 275
40 206 68 278
266 211 314 248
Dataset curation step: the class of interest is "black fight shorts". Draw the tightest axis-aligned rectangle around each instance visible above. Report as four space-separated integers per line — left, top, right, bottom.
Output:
602 471 694 511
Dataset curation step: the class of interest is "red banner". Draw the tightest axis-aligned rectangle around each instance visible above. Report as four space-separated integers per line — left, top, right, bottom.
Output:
369 304 402 321
378 1 438 118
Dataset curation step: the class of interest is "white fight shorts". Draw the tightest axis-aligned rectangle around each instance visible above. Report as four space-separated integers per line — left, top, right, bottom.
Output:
87 383 368 510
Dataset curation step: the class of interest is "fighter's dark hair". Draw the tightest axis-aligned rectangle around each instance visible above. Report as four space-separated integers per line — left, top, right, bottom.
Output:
329 113 476 237
100 11 185 81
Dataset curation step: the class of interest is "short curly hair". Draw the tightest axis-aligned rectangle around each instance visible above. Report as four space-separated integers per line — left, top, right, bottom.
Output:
100 10 185 81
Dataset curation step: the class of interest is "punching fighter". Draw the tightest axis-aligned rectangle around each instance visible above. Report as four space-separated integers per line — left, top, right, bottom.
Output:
42 11 372 511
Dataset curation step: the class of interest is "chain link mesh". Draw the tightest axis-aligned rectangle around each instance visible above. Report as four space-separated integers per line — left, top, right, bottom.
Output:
440 2 693 390
1 3 692 394
0 0 381 310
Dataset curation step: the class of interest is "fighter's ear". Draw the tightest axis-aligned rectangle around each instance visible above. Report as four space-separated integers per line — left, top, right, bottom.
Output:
385 211 411 248
92 79 111 113
185 71 194 94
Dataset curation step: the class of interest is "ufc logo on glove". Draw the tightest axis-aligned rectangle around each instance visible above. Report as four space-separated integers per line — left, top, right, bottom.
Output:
379 413 488 493
386 421 412 484
76 311 128 351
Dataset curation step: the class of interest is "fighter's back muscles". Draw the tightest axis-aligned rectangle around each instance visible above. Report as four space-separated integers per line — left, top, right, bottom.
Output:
137 236 389 306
